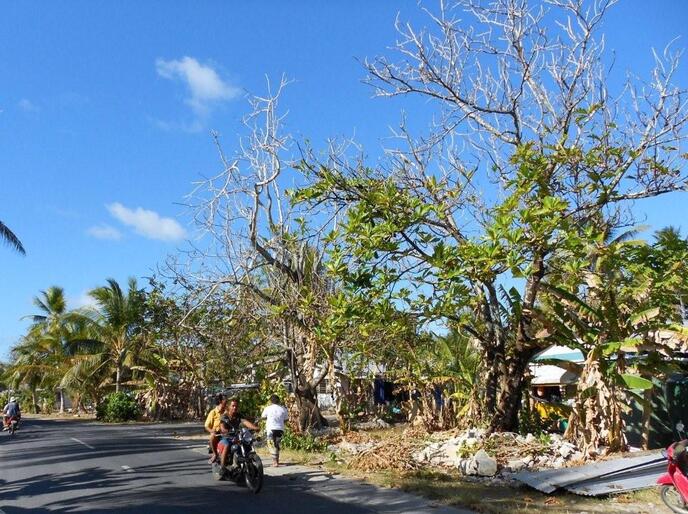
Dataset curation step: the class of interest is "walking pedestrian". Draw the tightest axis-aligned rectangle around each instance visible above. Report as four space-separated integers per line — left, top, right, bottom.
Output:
261 394 288 467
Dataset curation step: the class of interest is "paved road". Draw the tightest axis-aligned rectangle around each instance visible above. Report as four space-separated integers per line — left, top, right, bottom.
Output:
0 418 474 514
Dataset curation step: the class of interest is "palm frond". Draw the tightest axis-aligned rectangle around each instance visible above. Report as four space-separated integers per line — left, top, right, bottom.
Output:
0 220 25 254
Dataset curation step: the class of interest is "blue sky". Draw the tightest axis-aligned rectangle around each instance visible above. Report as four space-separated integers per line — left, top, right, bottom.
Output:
1 1 687 358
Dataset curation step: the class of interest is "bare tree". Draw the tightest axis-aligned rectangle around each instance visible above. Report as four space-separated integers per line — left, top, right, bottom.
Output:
180 78 337 430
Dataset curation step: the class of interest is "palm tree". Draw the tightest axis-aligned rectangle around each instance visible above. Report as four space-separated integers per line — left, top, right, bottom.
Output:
0 220 25 254
63 278 147 394
6 333 53 412
7 287 76 413
25 287 73 412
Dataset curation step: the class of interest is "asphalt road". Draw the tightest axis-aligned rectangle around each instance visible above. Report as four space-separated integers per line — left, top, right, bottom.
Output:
0 418 474 514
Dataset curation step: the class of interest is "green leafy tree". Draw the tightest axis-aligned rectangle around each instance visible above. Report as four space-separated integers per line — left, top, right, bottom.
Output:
296 0 688 433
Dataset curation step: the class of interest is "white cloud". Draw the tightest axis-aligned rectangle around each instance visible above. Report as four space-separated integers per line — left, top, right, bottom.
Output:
18 98 39 112
156 56 240 116
152 117 204 134
70 291 98 310
107 202 186 242
87 224 122 240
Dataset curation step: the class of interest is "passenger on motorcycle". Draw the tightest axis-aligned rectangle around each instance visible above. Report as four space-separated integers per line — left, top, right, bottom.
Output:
3 396 21 430
219 398 259 469
205 394 228 463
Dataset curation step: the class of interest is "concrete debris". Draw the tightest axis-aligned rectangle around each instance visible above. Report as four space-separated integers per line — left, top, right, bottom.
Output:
353 418 391 431
474 449 498 476
411 428 586 475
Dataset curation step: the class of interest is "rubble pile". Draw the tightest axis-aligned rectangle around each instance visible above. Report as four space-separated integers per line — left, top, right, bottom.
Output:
412 428 584 476
353 418 391 431
336 427 428 472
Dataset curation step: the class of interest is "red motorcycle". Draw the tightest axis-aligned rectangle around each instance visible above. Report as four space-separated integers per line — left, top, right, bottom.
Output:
658 440 688 513
4 416 20 437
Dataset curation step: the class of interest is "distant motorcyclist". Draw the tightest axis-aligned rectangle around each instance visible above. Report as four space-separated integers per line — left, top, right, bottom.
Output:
3 396 21 430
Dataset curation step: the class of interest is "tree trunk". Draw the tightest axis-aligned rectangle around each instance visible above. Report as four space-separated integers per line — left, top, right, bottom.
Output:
59 389 65 414
31 389 39 414
115 366 121 393
488 357 528 432
294 383 328 432
482 346 500 419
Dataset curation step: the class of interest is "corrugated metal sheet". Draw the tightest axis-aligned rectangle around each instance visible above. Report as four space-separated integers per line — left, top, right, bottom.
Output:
563 460 664 496
514 452 664 496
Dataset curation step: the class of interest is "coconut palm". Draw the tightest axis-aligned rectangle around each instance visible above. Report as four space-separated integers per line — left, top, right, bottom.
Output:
7 287 77 413
0 220 25 254
24 287 76 412
62 278 147 394
5 332 55 412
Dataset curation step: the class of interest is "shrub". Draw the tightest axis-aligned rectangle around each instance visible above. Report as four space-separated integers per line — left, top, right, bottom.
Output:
280 429 328 452
97 392 140 422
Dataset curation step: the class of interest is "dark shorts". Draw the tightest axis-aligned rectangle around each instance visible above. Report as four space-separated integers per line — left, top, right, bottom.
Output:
268 429 284 441
267 429 283 456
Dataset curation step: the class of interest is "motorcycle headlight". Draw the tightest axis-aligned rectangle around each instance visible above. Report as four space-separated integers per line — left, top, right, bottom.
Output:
242 431 253 443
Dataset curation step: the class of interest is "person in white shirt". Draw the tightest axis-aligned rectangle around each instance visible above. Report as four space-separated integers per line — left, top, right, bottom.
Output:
261 394 289 467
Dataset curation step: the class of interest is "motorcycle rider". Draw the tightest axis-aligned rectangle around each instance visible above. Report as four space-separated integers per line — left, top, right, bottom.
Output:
3 396 21 430
204 394 227 463
220 398 259 470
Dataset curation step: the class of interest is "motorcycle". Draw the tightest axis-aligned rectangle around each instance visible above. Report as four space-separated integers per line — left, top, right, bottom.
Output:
657 439 688 513
211 428 264 493
5 416 20 437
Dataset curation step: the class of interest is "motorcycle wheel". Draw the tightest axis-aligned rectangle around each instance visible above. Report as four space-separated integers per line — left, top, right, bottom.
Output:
661 485 688 514
8 423 15 437
244 454 264 494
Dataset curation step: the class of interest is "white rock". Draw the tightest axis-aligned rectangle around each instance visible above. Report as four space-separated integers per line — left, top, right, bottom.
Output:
506 459 527 472
463 437 480 447
474 449 498 476
558 443 575 458
536 455 551 467
571 451 584 462
457 457 479 475
524 433 536 443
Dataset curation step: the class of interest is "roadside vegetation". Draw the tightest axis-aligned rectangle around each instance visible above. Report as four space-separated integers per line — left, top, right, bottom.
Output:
2 0 688 509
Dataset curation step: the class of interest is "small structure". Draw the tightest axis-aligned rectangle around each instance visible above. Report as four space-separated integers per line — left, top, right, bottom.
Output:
530 345 583 399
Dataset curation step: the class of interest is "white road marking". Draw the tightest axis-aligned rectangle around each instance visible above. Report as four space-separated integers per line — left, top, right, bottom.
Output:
121 465 135 473
70 437 95 450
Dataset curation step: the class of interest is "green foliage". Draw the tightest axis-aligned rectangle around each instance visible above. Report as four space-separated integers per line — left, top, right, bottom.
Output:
280 428 328 453
96 392 140 422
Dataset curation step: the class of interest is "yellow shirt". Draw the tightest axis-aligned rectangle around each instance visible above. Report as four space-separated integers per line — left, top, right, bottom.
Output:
205 406 225 432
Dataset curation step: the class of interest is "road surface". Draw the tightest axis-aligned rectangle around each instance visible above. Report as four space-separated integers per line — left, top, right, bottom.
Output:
0 418 474 514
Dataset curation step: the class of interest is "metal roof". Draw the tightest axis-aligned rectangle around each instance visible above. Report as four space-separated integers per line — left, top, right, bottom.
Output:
514 452 665 496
